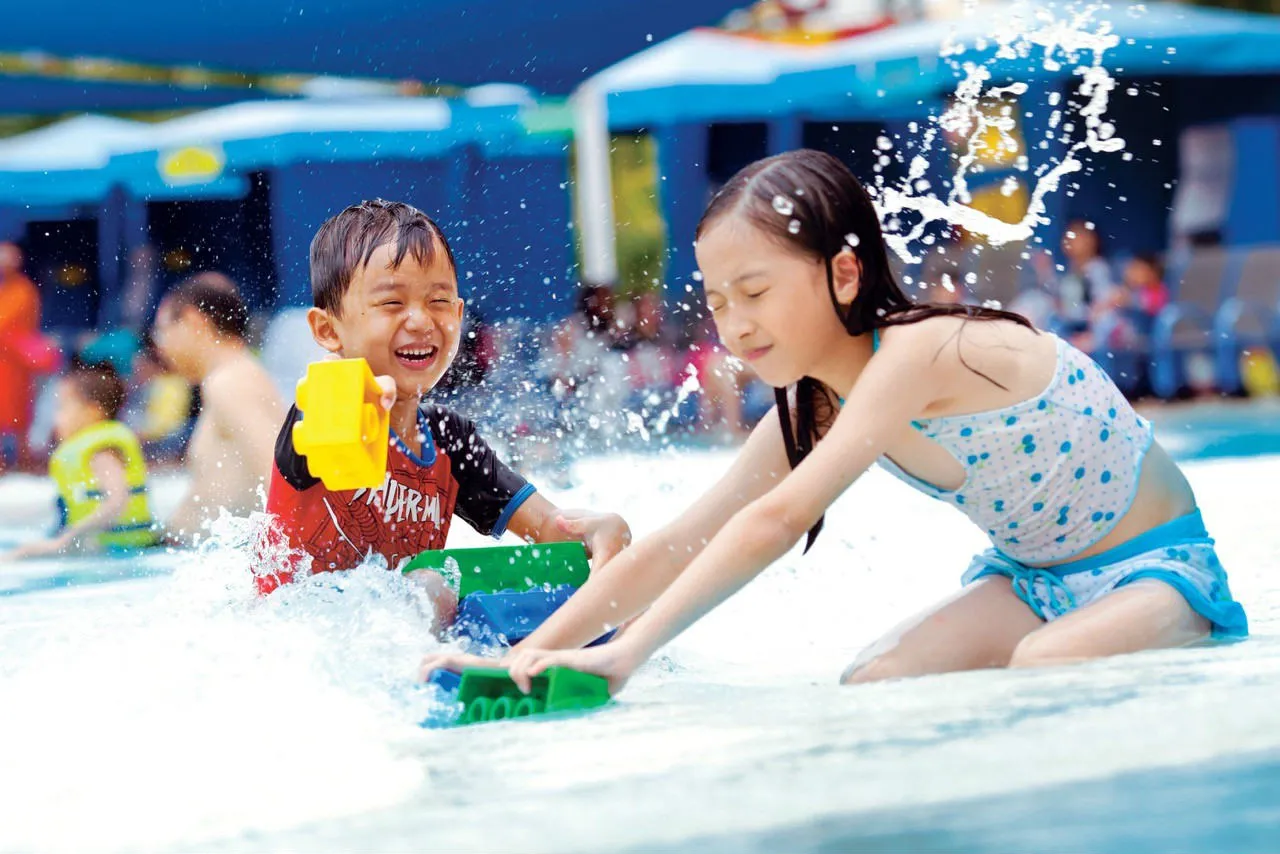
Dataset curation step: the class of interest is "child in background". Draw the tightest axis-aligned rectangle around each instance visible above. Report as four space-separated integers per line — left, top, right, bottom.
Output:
125 336 193 461
259 200 630 630
1040 219 1115 343
422 149 1247 694
4 363 158 560
1089 253 1170 352
1121 254 1170 318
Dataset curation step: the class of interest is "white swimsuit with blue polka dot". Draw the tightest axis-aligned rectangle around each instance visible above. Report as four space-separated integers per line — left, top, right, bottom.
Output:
876 334 1153 565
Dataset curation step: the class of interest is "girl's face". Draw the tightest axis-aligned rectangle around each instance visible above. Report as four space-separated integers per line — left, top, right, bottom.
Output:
695 215 855 388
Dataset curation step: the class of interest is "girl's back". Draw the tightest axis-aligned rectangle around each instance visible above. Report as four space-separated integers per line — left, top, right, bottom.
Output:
872 314 1193 567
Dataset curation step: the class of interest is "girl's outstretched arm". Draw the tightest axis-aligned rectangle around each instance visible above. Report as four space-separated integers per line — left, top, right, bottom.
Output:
506 326 951 694
418 406 791 679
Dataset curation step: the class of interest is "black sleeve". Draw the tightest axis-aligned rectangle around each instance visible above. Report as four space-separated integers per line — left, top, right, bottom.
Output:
274 405 319 491
423 404 534 537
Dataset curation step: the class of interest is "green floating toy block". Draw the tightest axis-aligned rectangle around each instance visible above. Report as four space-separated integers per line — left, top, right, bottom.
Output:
401 541 589 598
455 666 610 726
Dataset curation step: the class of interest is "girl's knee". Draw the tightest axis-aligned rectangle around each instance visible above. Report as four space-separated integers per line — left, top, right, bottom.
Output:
1008 631 1086 669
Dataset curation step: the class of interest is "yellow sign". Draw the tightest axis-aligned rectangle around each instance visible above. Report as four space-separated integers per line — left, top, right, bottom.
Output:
157 145 225 185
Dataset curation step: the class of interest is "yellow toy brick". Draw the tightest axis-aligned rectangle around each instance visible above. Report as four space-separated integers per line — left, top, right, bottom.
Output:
291 358 389 491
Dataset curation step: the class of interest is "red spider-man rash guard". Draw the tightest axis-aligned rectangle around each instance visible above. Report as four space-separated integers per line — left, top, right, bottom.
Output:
259 403 535 593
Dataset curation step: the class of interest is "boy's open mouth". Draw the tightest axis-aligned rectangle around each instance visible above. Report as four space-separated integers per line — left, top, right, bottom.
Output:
394 344 439 370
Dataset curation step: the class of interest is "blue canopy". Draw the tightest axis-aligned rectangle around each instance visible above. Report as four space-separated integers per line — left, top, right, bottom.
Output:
0 0 742 113
597 0 1280 127
106 95 566 197
0 75 286 115
0 95 567 206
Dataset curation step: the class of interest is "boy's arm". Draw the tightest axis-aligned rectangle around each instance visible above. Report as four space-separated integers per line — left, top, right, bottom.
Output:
5 451 129 560
427 403 632 569
504 494 631 570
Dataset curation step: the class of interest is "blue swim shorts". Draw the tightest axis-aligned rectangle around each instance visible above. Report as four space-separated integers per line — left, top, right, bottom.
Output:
962 508 1248 639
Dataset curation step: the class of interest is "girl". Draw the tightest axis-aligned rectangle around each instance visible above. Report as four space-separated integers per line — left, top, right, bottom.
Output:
420 149 1247 695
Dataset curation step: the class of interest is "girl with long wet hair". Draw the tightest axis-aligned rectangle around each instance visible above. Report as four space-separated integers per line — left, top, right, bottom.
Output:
423 149 1247 694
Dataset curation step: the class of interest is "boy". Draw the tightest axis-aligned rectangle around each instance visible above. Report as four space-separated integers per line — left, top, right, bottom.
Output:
260 200 631 618
152 273 285 540
5 363 158 560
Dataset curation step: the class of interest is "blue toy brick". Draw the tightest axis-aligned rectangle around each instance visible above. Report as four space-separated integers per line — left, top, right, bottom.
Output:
454 585 618 648
455 585 576 646
425 668 462 695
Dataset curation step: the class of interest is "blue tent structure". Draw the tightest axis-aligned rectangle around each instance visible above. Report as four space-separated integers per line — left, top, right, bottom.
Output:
0 95 578 329
588 0 1280 298
597 0 1280 126
0 0 744 112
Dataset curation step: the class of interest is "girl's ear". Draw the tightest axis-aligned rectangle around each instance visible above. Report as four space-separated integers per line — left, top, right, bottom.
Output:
831 249 862 307
306 307 344 354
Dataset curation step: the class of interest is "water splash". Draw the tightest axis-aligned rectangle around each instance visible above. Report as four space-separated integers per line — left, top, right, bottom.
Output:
875 1 1125 263
771 194 796 216
0 510 447 852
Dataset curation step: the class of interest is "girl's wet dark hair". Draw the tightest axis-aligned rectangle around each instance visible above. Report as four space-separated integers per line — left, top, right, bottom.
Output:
696 149 1034 550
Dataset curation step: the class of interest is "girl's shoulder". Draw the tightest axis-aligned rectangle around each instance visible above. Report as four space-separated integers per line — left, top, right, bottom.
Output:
876 312 982 350
877 313 1054 378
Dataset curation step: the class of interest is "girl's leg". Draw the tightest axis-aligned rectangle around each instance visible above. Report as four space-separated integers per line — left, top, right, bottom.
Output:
841 576 1045 684
1008 579 1211 668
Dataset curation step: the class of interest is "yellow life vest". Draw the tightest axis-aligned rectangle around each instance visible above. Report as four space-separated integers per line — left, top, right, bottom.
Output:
48 420 158 550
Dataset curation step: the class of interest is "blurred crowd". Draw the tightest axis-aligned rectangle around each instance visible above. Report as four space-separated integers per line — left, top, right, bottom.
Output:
1 223 1256 494
0 243 776 489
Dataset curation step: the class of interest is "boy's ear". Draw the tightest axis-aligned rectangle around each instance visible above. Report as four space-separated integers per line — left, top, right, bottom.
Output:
306 307 344 354
831 249 862 307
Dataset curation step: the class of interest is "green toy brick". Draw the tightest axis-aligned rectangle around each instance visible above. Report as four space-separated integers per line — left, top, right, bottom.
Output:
453 666 610 726
401 542 589 597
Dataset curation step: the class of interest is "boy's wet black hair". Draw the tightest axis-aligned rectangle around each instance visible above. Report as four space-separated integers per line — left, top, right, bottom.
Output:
163 272 250 340
310 199 457 316
697 149 1035 550
66 362 127 421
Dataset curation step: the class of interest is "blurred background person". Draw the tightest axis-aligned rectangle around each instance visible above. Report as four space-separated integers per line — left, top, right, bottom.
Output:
0 242 46 472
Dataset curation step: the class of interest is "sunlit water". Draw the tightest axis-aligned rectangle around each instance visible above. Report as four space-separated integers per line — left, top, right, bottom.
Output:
0 409 1277 853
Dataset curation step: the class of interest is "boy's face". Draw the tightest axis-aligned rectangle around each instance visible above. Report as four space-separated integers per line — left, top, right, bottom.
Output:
53 380 103 442
309 239 463 402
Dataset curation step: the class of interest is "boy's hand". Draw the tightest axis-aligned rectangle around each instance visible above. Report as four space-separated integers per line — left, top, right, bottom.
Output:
418 651 499 682
321 352 395 411
555 510 631 571
374 375 396 412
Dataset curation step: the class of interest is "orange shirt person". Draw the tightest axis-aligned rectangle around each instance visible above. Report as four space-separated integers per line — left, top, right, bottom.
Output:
0 242 41 469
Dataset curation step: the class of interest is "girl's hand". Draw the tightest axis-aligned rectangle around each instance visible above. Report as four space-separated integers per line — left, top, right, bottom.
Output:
555 510 632 570
505 639 644 696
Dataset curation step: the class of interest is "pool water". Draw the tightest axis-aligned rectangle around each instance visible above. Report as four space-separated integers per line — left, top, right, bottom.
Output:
0 410 1277 853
